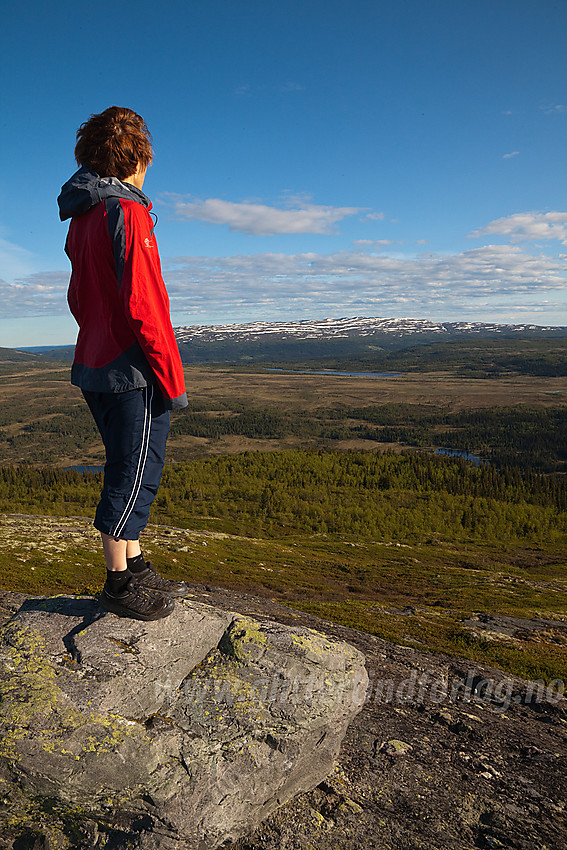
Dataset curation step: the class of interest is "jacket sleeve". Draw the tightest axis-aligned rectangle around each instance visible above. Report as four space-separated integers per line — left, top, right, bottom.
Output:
65 233 80 321
117 200 188 409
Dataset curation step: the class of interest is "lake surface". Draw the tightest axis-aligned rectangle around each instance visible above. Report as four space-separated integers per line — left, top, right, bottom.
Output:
266 368 403 378
435 449 486 466
65 465 104 474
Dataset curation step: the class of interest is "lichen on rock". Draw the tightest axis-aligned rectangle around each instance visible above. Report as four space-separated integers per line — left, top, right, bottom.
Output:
0 593 367 849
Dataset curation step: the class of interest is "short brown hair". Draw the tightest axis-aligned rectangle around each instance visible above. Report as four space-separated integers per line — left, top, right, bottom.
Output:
74 106 153 180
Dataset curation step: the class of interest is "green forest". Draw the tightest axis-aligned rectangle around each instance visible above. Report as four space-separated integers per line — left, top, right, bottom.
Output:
1 449 566 546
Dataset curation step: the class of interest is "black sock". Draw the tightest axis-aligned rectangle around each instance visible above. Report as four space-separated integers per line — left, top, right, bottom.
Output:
106 568 133 594
127 553 147 573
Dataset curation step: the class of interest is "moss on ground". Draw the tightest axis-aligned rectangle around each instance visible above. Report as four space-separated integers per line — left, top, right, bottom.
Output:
0 514 566 684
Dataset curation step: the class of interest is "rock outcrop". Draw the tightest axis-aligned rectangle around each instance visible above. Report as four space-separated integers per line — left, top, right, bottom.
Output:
0 593 367 849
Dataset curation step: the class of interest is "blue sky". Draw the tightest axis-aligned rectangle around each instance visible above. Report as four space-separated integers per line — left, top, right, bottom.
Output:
1 0 566 346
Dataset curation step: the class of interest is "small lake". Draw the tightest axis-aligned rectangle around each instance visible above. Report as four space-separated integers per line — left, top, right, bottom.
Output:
435 449 486 466
64 465 104 474
266 368 403 378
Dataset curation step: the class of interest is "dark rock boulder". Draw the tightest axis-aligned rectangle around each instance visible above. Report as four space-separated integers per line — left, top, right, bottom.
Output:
0 594 367 849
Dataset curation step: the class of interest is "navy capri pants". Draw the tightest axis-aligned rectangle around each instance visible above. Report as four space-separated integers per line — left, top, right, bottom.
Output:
82 385 170 540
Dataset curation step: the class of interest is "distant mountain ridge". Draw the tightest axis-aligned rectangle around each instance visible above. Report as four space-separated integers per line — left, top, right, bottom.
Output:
6 317 567 367
175 315 566 343
172 315 567 364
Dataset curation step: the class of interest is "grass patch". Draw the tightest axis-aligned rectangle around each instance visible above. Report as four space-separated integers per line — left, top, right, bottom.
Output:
1 513 566 685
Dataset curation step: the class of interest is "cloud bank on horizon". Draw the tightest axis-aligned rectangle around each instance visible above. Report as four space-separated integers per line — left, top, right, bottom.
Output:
2 208 566 328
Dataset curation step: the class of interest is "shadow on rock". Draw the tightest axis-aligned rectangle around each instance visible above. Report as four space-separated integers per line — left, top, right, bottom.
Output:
15 594 106 663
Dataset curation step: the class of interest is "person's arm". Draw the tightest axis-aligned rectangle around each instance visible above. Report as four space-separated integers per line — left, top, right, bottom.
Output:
115 199 187 409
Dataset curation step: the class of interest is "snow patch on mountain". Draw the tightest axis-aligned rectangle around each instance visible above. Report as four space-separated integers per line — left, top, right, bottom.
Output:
174 316 560 343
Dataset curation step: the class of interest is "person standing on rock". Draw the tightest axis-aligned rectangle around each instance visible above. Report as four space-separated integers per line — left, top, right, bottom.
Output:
58 106 188 621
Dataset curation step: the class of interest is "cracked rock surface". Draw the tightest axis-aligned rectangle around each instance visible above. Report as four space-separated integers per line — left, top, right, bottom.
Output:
0 593 367 849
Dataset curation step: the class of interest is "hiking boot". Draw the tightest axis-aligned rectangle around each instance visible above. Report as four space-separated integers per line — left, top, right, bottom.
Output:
100 577 175 621
134 561 190 598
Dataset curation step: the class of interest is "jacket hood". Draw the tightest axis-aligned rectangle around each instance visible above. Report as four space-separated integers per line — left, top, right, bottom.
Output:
58 167 151 221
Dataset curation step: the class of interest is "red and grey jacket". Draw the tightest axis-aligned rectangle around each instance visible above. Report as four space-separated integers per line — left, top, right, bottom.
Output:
58 168 188 410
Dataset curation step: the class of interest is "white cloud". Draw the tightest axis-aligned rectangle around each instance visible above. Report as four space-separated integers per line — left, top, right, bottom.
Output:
502 151 520 159
160 194 361 236
234 82 305 96
353 239 402 249
0 271 70 319
366 212 385 221
279 81 306 93
0 235 36 281
234 84 252 97
540 103 566 115
469 211 567 244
